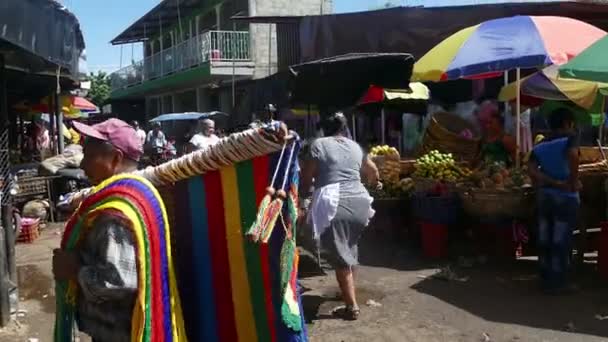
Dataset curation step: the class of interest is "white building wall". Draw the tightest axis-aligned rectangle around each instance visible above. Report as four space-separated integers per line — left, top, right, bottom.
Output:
248 0 333 79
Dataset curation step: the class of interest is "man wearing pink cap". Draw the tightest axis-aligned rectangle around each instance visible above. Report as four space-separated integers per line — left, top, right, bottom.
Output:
52 118 146 341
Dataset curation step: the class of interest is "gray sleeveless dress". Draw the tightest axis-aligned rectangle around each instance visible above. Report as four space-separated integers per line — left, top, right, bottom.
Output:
310 137 372 268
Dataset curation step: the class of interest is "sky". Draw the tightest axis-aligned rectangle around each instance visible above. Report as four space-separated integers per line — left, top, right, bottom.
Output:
63 0 545 74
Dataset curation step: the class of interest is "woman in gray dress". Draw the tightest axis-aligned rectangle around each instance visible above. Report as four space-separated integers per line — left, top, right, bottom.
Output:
300 112 379 320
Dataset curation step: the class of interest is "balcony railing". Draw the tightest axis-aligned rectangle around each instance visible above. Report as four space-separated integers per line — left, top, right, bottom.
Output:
111 30 251 91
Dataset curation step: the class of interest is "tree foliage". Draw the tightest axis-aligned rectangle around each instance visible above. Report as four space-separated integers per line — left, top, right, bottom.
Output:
86 71 111 106
370 1 401 10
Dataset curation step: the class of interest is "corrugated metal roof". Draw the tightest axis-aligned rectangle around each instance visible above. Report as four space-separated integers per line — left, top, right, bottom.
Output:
111 0 220 45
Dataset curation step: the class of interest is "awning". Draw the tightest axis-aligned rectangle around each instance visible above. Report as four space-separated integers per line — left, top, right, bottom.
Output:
13 95 95 118
358 83 429 105
288 53 414 108
150 111 228 122
0 0 86 78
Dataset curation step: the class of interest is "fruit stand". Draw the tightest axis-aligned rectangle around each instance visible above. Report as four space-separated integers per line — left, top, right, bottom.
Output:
409 150 472 257
576 148 608 264
367 145 414 240
364 107 608 262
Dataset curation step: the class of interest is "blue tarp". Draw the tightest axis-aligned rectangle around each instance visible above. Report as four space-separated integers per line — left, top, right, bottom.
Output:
149 111 228 122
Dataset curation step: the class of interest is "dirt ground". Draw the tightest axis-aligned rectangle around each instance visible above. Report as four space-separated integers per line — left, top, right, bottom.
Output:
2 224 608 342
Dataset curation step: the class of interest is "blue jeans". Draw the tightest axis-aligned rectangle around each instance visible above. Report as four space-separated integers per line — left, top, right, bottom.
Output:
536 191 579 290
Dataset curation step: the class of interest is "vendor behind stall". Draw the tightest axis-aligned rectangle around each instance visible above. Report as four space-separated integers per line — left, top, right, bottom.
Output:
477 101 516 165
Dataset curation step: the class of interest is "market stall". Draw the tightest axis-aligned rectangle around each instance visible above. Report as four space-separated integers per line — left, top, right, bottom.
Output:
499 65 608 262
404 15 608 260
356 83 429 147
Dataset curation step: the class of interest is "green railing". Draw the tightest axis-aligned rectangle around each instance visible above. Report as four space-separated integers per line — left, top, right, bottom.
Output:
111 30 251 91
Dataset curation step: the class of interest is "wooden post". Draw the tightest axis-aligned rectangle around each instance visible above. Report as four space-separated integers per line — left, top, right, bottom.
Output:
515 68 521 168
19 116 24 152
49 94 56 155
0 54 11 326
0 55 14 288
268 24 272 76
56 93 64 154
504 71 510 122
2 203 15 287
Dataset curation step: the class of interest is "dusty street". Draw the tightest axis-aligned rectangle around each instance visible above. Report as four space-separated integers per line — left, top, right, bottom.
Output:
2 225 608 342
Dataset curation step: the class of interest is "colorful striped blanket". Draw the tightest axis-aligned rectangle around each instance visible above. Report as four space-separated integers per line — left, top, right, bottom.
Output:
54 174 186 342
166 144 306 342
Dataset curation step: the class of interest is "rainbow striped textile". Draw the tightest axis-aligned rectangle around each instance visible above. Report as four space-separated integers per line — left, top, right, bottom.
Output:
54 174 186 342
168 143 307 342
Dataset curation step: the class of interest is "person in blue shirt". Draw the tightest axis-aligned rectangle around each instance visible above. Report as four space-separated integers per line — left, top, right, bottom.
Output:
528 107 581 294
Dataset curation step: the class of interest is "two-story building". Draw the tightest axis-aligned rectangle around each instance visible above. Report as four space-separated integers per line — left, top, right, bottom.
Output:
109 0 332 125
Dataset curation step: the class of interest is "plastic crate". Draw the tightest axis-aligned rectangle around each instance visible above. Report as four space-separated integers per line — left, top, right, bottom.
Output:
420 222 448 258
16 177 48 198
17 218 40 244
411 193 460 225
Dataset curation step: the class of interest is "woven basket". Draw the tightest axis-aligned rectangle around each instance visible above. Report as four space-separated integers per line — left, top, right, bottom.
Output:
412 177 459 194
412 177 440 193
400 159 416 176
422 112 481 162
457 187 535 220
580 147 608 164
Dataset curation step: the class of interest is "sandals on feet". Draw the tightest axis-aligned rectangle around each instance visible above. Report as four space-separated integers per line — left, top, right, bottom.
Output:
332 305 360 321
346 305 360 321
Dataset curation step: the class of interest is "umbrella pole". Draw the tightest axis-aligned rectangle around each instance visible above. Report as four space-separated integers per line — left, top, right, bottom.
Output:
599 104 604 146
516 67 521 168
381 108 386 145
504 72 510 120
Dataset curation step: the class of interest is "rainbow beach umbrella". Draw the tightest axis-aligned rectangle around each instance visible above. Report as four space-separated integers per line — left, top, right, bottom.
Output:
413 15 606 166
413 16 606 82
559 35 608 83
499 65 608 110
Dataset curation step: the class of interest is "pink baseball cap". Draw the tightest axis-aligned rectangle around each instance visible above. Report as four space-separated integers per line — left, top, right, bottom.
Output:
73 118 144 161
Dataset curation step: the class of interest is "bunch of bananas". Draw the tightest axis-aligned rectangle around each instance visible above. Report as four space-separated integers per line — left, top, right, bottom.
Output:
398 177 414 192
413 150 472 182
370 145 399 160
379 159 401 184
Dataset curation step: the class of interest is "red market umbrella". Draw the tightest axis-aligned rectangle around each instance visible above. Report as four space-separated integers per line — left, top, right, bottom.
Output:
72 96 97 111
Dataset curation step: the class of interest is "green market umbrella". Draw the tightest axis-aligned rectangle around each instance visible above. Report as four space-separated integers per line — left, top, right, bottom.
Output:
559 36 608 83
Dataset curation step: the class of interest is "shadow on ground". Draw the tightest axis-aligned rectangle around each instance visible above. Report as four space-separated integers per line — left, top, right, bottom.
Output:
410 259 608 339
17 264 55 314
